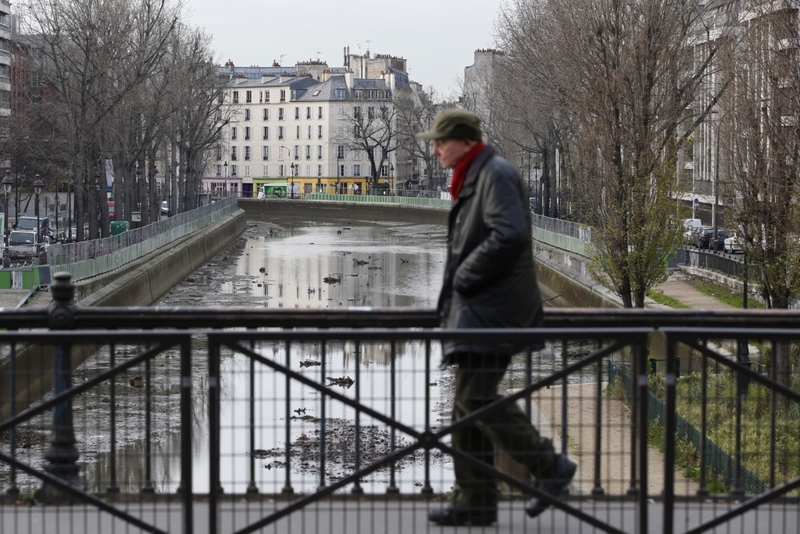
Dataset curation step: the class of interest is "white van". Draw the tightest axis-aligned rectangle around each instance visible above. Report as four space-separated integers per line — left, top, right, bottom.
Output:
682 218 702 243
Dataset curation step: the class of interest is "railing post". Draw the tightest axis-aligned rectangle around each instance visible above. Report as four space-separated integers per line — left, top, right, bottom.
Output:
41 272 84 501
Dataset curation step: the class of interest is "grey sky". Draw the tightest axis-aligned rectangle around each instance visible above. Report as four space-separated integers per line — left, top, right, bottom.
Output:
184 0 504 97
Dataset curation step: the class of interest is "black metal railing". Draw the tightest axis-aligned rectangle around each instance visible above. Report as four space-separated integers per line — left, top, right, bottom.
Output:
2 275 800 533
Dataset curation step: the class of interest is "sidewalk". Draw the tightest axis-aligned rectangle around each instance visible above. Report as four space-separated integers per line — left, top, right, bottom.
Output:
650 269 737 310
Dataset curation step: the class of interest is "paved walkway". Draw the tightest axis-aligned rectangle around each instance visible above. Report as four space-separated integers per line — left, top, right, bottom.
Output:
651 269 737 310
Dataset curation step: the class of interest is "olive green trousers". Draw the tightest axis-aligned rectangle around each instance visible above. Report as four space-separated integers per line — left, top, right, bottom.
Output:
451 353 555 509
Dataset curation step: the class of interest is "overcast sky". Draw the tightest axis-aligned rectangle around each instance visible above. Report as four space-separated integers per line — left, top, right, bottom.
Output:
185 0 504 97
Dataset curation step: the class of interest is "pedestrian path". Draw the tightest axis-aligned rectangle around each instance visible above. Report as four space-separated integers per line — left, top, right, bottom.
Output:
650 269 737 310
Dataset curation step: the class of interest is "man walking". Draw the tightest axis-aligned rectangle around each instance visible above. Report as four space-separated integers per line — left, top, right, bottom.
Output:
418 109 576 526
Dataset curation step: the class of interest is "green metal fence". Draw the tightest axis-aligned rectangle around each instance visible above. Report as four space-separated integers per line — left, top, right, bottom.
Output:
304 193 451 207
609 362 767 495
45 196 238 283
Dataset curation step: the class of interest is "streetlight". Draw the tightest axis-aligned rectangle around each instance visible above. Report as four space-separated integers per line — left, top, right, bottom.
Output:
389 164 394 195
290 163 295 199
95 170 101 233
135 167 142 213
33 174 43 241
2 171 12 245
223 161 228 197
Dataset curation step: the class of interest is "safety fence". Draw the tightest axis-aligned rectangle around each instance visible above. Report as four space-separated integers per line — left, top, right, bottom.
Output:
44 196 238 282
304 193 451 208
2 279 800 533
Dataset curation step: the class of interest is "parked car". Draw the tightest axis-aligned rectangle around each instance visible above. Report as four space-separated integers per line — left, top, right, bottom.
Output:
695 227 714 249
724 232 743 253
682 218 702 244
710 229 731 251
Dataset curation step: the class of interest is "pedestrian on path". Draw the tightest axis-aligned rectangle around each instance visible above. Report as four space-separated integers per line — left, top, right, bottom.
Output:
418 109 576 526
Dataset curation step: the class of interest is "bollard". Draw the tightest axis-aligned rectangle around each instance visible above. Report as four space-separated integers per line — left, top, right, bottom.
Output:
40 272 85 501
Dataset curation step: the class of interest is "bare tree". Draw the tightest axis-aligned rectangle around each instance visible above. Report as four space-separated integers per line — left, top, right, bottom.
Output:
336 98 397 194
718 1 800 391
497 0 730 307
19 0 179 239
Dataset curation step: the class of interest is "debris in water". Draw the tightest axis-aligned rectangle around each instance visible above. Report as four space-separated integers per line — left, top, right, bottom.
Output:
326 376 354 389
322 275 341 284
299 360 321 368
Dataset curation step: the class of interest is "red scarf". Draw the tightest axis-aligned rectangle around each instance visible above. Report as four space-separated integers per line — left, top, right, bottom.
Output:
450 142 486 201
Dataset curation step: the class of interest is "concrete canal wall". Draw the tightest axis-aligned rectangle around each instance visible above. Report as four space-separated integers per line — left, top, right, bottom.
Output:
0 210 247 420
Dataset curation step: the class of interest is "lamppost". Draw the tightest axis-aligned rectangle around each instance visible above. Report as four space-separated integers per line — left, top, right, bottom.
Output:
3 171 12 244
95 170 101 232
290 162 296 199
33 174 43 241
135 167 142 214
223 161 228 197
389 164 394 195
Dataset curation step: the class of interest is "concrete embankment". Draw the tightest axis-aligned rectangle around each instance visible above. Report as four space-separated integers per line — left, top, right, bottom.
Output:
0 209 247 420
77 209 247 306
239 198 449 226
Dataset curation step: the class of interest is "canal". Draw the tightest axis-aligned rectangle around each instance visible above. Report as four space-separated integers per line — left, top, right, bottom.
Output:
6 218 599 496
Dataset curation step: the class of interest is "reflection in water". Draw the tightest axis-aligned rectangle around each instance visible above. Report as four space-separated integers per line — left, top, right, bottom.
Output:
3 221 605 497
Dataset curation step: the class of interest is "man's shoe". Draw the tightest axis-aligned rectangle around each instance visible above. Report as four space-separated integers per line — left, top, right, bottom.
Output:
428 504 497 526
525 454 577 518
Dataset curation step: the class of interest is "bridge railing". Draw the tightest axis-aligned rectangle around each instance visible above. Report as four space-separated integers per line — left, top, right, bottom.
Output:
2 278 800 533
45 196 238 282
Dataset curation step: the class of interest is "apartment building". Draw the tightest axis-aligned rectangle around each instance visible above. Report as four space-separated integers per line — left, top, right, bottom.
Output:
206 52 416 198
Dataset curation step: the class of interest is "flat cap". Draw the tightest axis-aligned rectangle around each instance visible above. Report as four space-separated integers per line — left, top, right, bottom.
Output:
416 109 483 141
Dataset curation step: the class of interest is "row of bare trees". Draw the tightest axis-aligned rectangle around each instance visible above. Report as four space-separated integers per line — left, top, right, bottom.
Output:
478 0 800 390
5 0 226 240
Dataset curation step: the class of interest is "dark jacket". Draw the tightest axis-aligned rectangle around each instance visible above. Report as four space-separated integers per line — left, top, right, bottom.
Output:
438 144 544 359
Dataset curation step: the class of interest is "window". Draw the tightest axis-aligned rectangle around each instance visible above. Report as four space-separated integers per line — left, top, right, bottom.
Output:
262 146 270 160
318 125 323 139
278 126 284 140
244 127 250 140
263 108 269 121
353 164 361 177
231 127 237 140
215 165 222 176
259 91 263 103
335 89 346 99
232 91 239 104
231 146 238 161
263 126 269 140
340 164 346 176
306 107 311 119
318 106 323 119
244 109 251 121
280 90 286 102
368 107 375 119
231 164 238 176
354 107 361 120
263 165 269 177
381 164 388 177
294 145 300 160
264 91 270 103
280 164 285 177
246 90 252 103
296 125 300 139
337 145 345 159
317 165 323 176
317 145 323 160
306 145 311 160
294 107 300 120
279 147 285 160
278 108 284 120
245 146 251 160
307 125 312 139
216 145 223 160
244 165 250 176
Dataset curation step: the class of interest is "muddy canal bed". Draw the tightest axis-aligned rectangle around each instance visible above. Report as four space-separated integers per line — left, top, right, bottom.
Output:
2 219 601 496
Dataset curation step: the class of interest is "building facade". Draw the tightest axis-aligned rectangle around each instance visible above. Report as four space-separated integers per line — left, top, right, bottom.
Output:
205 52 424 198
